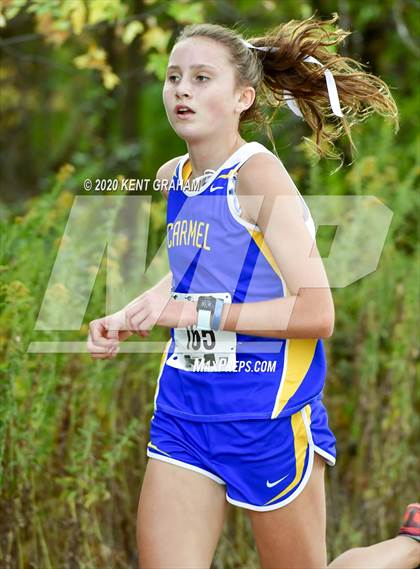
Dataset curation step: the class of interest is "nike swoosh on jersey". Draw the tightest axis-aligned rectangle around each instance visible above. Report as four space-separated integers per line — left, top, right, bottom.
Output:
266 474 289 488
209 186 225 192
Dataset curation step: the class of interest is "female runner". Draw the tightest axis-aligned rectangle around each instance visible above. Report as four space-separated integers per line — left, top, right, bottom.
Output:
87 15 420 569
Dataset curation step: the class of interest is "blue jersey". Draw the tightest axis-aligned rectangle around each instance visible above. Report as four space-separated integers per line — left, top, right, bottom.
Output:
153 141 326 421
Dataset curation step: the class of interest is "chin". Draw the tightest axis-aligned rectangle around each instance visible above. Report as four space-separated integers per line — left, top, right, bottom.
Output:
175 127 210 144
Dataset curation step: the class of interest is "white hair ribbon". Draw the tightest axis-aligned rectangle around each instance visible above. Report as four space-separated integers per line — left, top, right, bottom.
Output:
241 39 344 118
241 39 274 52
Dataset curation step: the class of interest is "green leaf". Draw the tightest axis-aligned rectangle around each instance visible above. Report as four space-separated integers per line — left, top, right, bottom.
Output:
4 0 27 21
142 26 171 53
122 20 144 45
167 1 204 24
145 52 169 81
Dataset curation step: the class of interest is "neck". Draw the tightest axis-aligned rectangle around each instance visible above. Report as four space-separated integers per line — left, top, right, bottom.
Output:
185 133 247 180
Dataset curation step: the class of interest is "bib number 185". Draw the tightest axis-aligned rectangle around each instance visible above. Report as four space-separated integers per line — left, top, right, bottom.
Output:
185 326 216 351
165 291 237 372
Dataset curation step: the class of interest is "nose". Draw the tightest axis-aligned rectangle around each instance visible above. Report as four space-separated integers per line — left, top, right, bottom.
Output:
175 77 192 100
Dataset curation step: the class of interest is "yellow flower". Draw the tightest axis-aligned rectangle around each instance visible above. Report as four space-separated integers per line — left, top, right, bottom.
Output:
360 156 377 178
57 190 74 210
56 164 75 184
54 234 71 248
80 323 89 335
114 235 129 255
48 283 70 304
74 44 107 69
102 66 120 90
5 280 31 302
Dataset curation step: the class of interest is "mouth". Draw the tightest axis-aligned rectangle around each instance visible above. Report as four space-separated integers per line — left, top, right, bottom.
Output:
175 105 196 119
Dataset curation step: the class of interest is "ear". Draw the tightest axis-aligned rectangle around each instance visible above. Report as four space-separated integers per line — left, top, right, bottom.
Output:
236 85 255 114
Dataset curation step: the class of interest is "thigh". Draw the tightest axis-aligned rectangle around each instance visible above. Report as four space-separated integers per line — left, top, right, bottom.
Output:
247 452 327 569
137 457 229 569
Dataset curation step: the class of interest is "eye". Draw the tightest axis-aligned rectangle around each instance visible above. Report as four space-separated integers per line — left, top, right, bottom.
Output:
166 73 209 83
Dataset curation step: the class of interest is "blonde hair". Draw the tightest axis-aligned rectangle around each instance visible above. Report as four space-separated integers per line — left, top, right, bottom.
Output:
174 13 399 166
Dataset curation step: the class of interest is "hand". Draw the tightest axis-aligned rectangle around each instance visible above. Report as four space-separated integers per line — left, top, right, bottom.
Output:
87 309 150 360
124 290 171 332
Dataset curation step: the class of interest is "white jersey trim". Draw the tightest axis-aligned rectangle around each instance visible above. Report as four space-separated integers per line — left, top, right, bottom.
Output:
225 142 272 231
223 142 316 241
174 140 317 239
177 141 257 197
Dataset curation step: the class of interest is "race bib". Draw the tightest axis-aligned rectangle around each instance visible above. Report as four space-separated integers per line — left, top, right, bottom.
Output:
166 291 237 372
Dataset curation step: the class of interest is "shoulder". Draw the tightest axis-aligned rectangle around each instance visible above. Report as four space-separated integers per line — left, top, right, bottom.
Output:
156 155 185 200
237 151 296 198
236 151 302 224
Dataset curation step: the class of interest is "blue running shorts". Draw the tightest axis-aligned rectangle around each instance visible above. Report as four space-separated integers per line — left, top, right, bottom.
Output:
146 396 336 511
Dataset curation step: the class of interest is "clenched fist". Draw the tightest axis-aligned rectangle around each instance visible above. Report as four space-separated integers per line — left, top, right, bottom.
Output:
86 290 171 360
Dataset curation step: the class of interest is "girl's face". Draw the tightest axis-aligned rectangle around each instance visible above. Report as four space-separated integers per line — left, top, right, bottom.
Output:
163 36 246 142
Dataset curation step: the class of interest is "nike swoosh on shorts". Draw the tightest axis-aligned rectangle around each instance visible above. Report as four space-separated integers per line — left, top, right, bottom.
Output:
266 474 289 488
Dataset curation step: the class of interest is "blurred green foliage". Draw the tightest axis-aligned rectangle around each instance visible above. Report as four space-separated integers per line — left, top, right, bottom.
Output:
0 0 419 568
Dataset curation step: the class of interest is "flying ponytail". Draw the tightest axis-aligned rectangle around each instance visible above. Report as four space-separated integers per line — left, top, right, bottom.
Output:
174 13 399 166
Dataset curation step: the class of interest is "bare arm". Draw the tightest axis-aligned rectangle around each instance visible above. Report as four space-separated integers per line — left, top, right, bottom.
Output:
218 152 334 339
218 295 331 339
150 271 172 296
155 293 332 339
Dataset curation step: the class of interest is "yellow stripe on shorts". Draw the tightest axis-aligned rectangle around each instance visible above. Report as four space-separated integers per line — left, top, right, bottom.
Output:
271 339 318 418
264 403 311 505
